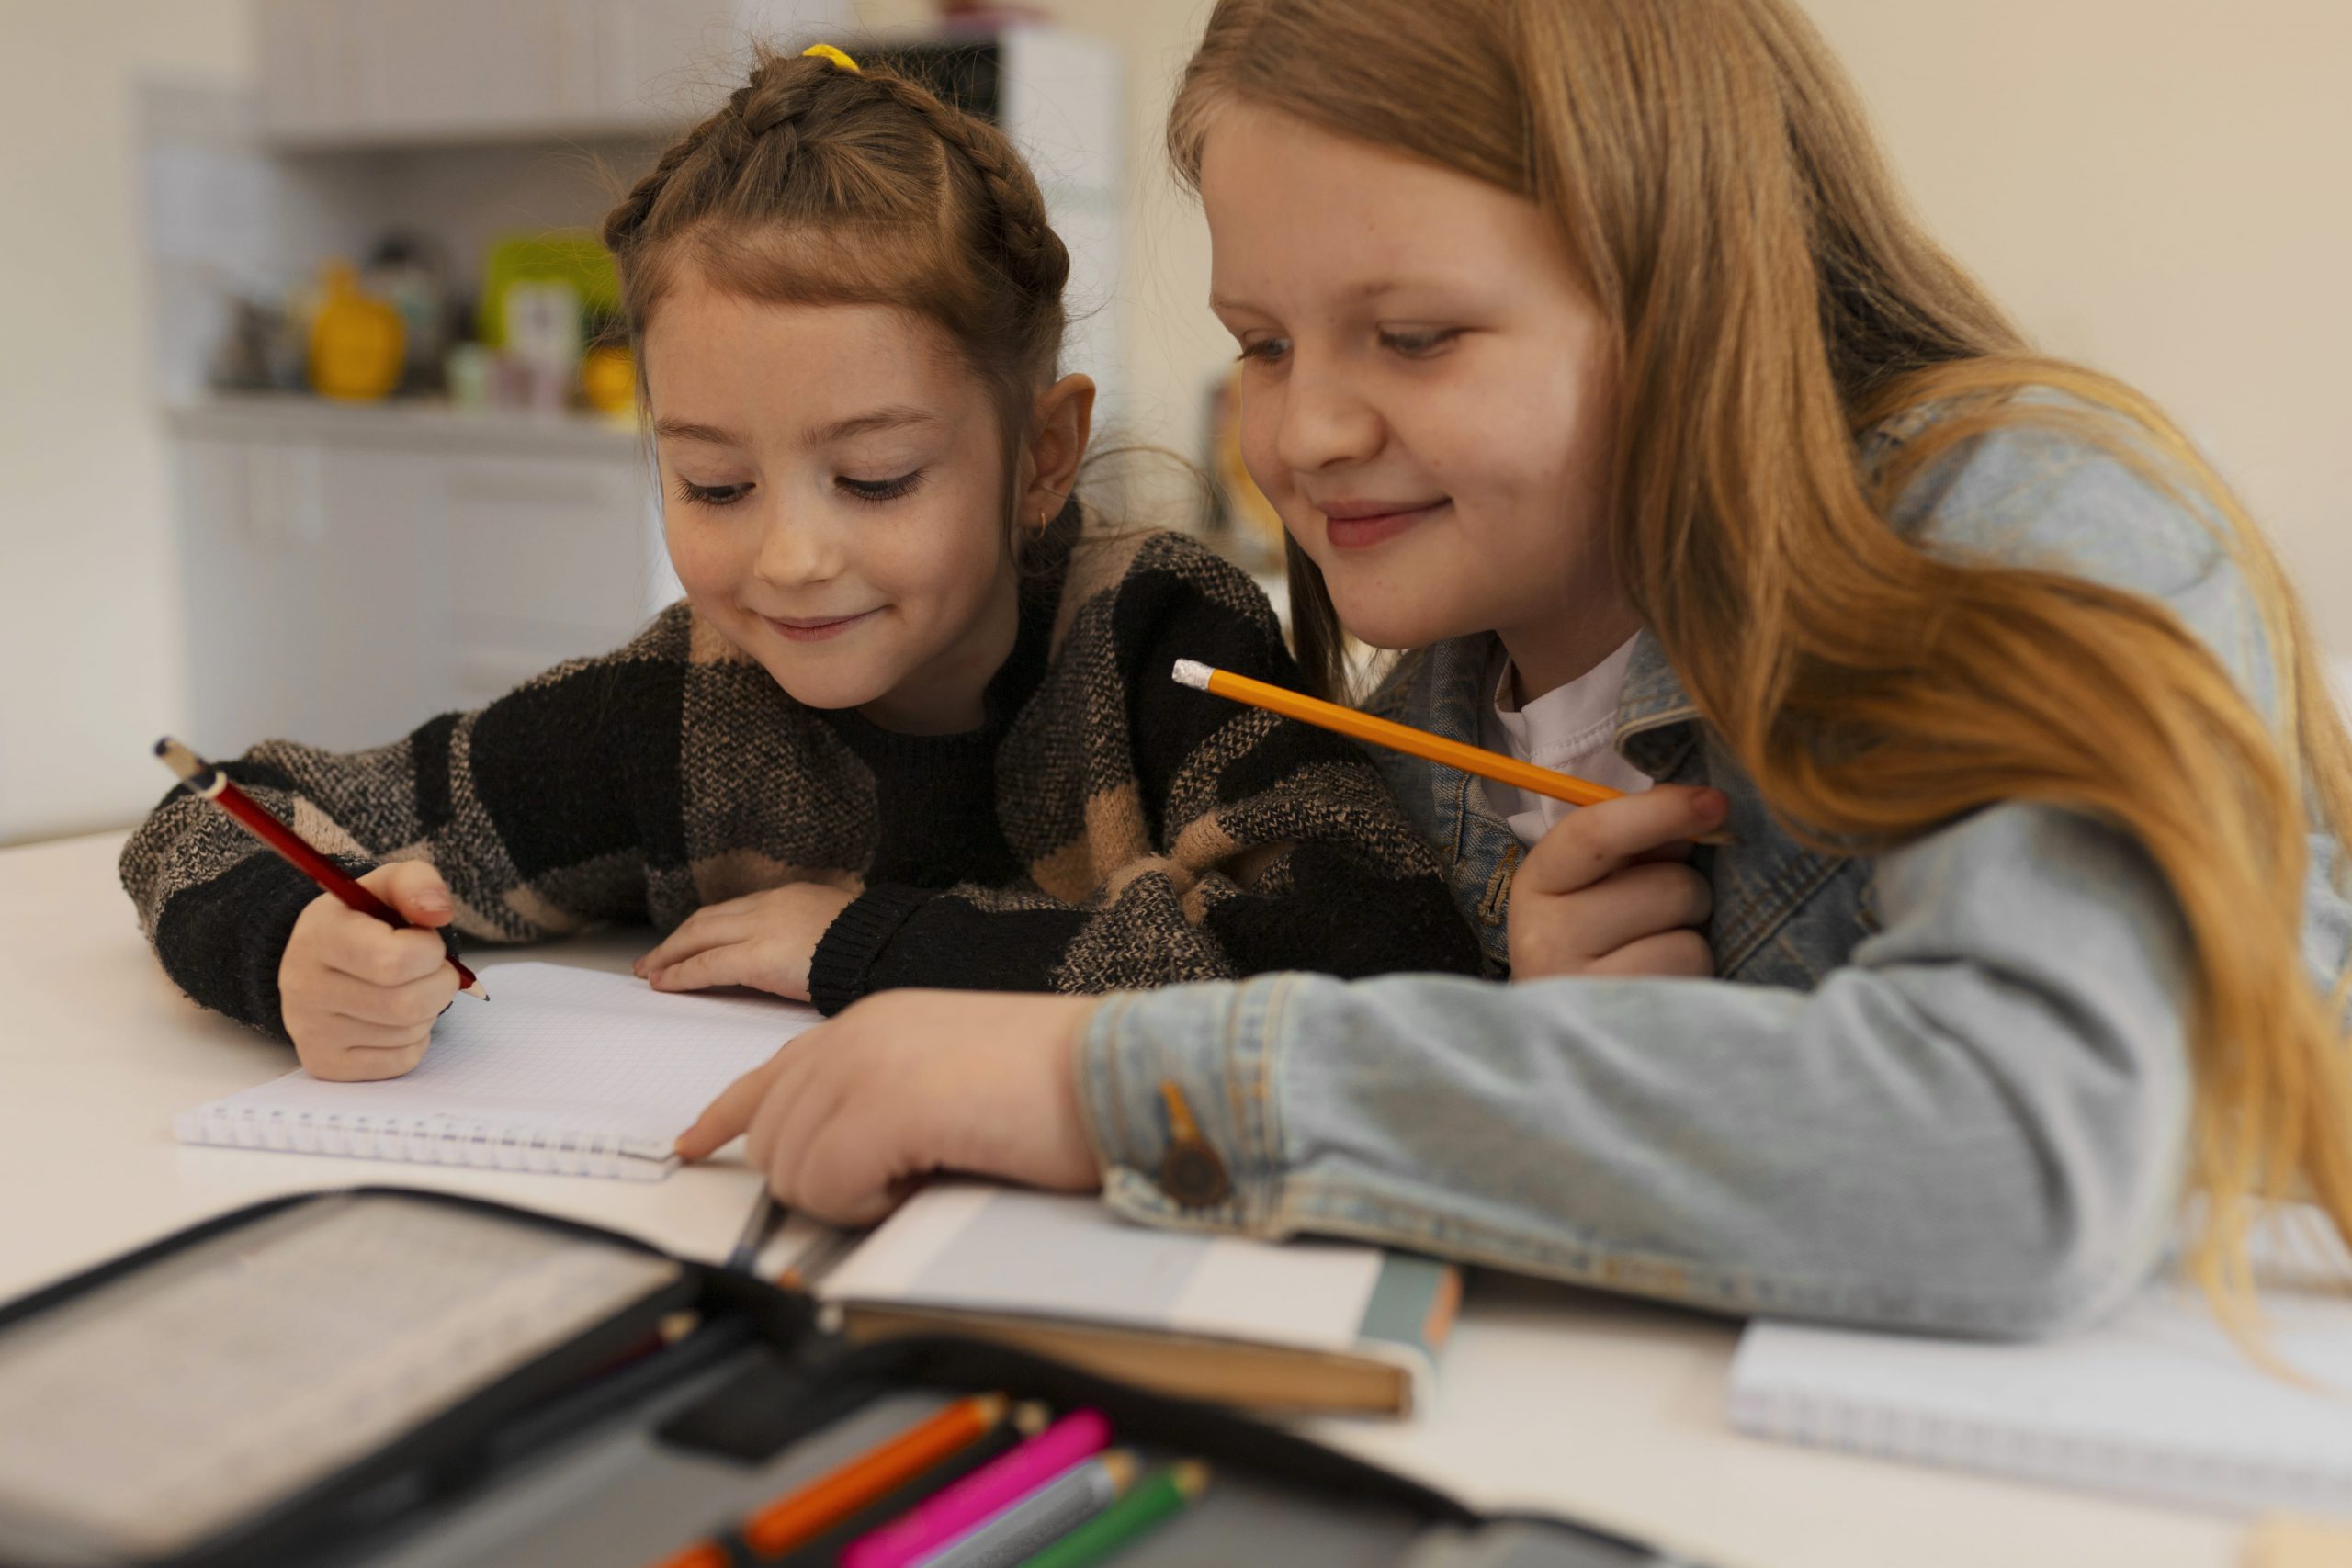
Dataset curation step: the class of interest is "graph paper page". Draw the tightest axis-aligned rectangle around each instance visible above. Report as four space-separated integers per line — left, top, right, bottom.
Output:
181 963 814 1150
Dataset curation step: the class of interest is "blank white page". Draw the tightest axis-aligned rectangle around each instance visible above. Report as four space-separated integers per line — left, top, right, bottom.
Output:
1728 1218 2352 1517
179 963 814 1159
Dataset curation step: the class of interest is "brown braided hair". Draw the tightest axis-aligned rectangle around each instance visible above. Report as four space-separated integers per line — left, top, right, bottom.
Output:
603 48 1073 501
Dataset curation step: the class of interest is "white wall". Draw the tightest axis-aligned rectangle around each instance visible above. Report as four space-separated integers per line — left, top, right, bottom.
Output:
0 0 254 842
1804 0 2352 653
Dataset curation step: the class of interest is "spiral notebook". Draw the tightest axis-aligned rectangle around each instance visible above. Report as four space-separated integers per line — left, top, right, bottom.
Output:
174 963 815 1181
1726 1213 2352 1518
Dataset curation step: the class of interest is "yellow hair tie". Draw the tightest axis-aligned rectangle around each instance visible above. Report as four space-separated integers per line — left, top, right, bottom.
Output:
801 43 861 73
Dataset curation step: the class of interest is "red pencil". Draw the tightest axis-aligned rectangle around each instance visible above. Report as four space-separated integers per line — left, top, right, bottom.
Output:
153 737 487 1000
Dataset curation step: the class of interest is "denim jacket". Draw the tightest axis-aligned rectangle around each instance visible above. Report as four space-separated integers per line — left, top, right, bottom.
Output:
1072 398 2352 1337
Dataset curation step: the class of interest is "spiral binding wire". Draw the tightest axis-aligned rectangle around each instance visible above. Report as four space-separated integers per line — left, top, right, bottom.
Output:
173 1104 669 1179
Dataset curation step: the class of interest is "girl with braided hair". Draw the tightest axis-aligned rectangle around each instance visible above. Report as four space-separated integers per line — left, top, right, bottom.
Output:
119 44 1478 1084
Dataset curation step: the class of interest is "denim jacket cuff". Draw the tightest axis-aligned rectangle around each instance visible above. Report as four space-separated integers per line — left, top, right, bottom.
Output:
1075 976 1294 1233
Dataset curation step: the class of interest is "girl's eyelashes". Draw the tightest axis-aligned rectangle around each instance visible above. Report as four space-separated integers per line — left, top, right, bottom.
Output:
675 479 752 508
1380 326 1464 358
1234 327 1462 366
836 469 926 503
672 472 928 507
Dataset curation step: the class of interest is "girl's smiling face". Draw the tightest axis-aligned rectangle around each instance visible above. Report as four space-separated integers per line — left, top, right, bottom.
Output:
645 275 1028 735
1201 104 1639 694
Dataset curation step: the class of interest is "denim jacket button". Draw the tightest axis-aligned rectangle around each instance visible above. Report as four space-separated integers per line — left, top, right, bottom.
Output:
1159 1138 1231 1208
1155 1080 1233 1209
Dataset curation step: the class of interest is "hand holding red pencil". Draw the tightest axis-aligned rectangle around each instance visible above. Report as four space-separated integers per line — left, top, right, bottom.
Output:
154 738 484 1081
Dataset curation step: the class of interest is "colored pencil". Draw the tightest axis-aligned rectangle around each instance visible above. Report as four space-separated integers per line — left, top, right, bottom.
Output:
1014 1461 1210 1568
1170 660 1732 846
915 1451 1136 1568
843 1409 1113 1568
725 1190 776 1273
644 1543 728 1568
152 737 485 998
738 1394 1012 1558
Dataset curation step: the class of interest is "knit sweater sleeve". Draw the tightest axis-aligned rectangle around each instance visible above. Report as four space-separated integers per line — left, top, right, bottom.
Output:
119 605 695 1040
806 535 1481 1013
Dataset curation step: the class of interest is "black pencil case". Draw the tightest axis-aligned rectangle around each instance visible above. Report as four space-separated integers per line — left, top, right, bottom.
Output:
0 1187 1715 1568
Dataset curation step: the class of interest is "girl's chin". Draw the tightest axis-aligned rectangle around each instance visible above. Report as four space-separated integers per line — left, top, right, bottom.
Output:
754 659 894 714
1318 594 1474 656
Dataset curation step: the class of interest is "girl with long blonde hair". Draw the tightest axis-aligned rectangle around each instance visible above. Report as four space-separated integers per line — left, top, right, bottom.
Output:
682 0 2351 1337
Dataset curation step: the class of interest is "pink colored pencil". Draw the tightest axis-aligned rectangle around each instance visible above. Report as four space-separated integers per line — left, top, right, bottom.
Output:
840 1409 1112 1568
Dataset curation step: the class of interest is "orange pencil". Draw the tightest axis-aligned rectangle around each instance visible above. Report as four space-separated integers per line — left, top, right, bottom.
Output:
1174 656 1736 832
644 1393 1010 1568
746 1393 1008 1557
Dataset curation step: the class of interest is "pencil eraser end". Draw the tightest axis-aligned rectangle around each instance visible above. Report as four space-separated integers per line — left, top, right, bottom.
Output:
1170 659 1212 691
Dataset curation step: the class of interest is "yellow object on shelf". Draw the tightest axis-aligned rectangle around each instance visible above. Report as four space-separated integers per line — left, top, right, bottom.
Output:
581 344 637 419
308 262 404 402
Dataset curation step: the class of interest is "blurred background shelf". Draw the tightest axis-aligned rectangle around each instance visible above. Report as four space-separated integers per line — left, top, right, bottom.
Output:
165 393 642 457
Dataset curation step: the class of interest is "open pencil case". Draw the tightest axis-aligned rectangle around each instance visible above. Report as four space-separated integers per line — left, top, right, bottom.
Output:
0 1187 1714 1568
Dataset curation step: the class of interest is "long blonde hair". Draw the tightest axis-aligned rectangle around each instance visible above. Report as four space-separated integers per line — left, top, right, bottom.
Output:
1170 0 2352 1325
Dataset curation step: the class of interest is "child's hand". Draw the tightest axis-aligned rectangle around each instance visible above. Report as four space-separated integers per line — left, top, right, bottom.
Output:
635 884 858 1001
279 862 461 1081
674 990 1104 1225
1507 786 1725 981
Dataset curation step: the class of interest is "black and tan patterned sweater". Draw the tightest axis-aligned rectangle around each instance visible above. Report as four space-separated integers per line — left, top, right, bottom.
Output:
121 517 1481 1039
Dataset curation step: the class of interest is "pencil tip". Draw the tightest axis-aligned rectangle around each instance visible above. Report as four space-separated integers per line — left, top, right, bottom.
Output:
1170 659 1211 691
465 982 490 1000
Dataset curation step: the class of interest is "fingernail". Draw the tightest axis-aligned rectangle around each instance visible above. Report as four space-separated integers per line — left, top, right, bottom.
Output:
1698 790 1730 822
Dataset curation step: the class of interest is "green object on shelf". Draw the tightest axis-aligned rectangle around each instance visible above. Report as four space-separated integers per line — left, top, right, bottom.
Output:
476 231 619 349
1015 1462 1207 1568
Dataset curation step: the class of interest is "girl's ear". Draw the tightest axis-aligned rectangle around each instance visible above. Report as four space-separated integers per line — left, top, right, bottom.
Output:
1020 373 1096 528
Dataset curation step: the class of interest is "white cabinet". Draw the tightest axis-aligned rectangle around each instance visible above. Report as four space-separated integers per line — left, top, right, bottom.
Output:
256 0 855 145
437 453 663 706
168 402 663 757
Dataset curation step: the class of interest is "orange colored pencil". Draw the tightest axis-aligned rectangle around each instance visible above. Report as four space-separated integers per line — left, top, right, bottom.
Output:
643 1545 728 1568
739 1393 1008 1556
1171 660 1731 846
1173 659 1627 806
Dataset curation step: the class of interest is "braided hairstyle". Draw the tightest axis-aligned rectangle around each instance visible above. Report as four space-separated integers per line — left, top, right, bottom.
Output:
604 48 1073 497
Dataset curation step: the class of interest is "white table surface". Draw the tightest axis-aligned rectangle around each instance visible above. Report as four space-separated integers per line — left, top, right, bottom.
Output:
0 831 2236 1568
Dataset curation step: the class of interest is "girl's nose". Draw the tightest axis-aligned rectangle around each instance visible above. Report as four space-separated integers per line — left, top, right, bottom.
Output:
750 507 844 591
1272 354 1385 475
